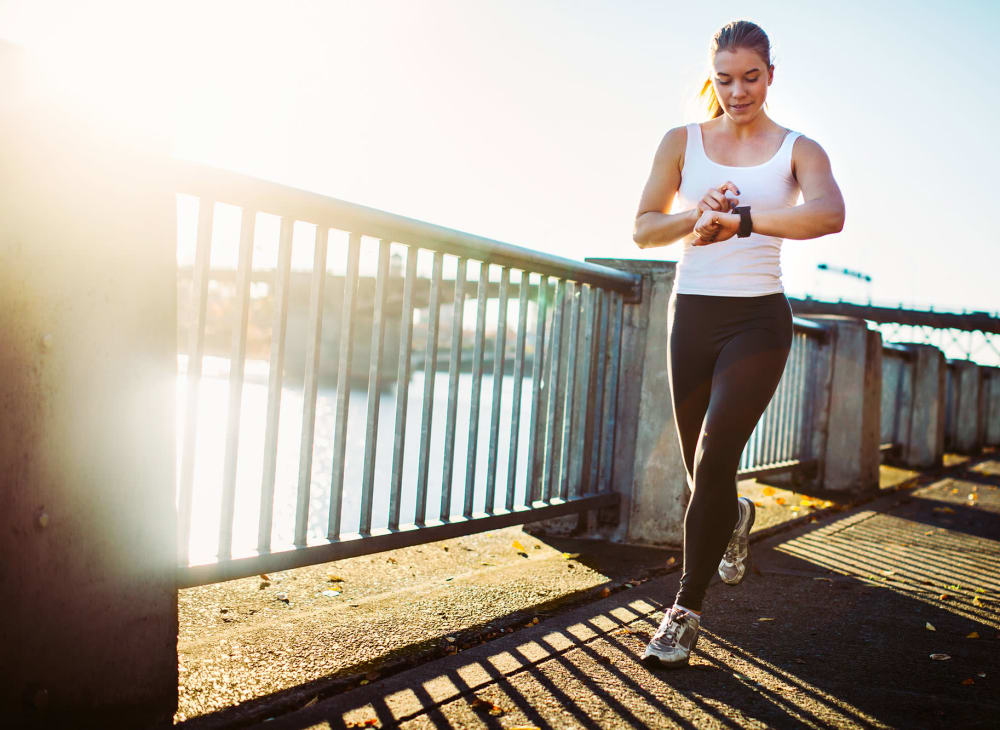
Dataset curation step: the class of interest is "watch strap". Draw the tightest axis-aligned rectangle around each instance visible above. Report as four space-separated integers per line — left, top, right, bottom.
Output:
734 206 752 238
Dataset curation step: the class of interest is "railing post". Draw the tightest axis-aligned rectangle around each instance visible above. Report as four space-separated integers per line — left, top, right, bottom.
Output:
806 316 883 493
525 260 687 547
949 359 983 453
0 42 177 725
898 344 947 467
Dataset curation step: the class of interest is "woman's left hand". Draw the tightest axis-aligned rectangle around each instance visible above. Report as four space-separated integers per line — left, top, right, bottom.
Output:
693 211 740 245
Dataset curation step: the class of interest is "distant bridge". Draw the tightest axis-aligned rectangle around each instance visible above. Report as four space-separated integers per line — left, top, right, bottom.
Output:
788 298 1000 364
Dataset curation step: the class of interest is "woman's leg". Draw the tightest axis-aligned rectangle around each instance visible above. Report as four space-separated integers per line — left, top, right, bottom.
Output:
673 300 793 612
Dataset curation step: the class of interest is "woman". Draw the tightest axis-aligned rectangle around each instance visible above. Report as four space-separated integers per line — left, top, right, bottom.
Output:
632 19 845 669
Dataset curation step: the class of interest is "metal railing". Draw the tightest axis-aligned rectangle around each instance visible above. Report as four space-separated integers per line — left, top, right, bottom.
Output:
880 343 916 455
736 317 830 479
172 161 641 587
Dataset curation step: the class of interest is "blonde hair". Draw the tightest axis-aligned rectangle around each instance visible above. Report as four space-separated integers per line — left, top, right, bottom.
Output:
698 20 773 119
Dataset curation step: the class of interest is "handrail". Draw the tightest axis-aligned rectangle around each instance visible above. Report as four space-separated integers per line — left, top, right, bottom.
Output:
792 316 830 341
170 159 642 300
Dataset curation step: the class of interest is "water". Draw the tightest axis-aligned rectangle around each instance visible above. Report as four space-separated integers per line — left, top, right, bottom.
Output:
177 357 537 565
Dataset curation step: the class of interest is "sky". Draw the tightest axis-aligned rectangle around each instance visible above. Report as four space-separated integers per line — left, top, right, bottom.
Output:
2 0 998 315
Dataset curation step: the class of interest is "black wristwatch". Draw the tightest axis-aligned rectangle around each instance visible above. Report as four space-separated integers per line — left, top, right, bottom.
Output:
734 206 753 238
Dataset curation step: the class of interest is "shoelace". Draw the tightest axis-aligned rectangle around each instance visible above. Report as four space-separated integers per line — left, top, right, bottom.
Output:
653 609 688 647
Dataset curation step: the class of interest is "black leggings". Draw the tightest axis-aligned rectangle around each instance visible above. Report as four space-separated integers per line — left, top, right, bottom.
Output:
666 291 793 611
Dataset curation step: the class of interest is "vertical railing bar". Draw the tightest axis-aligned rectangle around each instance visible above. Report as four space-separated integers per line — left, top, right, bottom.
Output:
558 282 581 500
327 231 361 541
542 279 566 503
256 216 294 554
570 284 594 499
218 207 256 561
178 197 214 566
359 238 391 536
486 266 510 515
776 345 792 462
389 245 418 531
463 261 490 518
524 275 549 506
415 252 444 526
587 288 608 495
506 271 530 511
598 292 624 493
440 257 467 522
293 226 329 546
792 334 805 460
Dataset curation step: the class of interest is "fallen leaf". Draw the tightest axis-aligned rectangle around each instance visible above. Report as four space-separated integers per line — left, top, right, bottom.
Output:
303 696 318 708
924 530 935 535
562 552 580 559
259 573 271 581
926 622 936 631
881 569 896 576
933 506 956 514
599 587 611 597
967 631 979 638
758 617 775 621
929 653 950 660
512 540 526 552
950 488 959 494
939 594 951 600
775 497 786 505
973 596 984 607
762 487 776 496
481 562 495 566
327 575 344 582
666 556 677 566
961 678 975 685
754 501 764 507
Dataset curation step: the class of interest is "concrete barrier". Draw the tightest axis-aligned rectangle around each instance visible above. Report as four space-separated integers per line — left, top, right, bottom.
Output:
805 316 883 493
0 42 177 725
948 359 982 453
980 366 1000 447
900 344 947 468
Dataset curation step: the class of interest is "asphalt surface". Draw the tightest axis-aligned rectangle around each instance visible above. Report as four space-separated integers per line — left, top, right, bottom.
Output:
175 456 999 729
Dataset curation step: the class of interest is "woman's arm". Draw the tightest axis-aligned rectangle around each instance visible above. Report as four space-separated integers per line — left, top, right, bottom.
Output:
692 136 845 244
633 127 699 249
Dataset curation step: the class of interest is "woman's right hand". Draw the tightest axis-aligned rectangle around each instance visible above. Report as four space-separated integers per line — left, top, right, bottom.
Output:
696 181 740 215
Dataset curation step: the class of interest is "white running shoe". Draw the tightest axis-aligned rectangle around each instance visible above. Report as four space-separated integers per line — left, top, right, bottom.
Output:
641 605 701 669
718 496 755 585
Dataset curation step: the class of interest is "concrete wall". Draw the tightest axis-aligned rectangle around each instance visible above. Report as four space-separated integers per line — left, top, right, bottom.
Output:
949 360 982 453
0 42 177 725
901 344 947 468
806 316 883 493
984 366 1000 446
880 351 914 448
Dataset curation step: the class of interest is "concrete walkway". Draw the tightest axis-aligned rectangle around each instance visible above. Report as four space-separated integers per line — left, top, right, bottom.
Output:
177 455 1000 729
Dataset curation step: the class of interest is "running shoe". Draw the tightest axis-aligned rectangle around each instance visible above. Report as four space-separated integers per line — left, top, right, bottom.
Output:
641 605 701 669
718 496 756 585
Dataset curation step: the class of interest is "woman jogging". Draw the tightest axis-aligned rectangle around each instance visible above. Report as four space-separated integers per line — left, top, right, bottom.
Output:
631 19 845 669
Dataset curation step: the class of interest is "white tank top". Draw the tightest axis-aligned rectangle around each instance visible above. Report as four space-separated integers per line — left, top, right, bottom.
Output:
671 122 802 296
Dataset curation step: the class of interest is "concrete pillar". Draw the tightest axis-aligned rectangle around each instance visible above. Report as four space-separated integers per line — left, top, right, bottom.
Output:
0 42 177 725
950 360 982 453
900 344 947 468
983 366 1000 447
806 316 883 493
524 260 688 548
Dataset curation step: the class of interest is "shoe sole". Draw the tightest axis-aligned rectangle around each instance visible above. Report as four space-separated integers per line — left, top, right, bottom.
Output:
721 497 756 586
641 653 690 669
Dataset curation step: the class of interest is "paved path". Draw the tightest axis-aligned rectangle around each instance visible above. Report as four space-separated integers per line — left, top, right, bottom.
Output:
246 460 1000 729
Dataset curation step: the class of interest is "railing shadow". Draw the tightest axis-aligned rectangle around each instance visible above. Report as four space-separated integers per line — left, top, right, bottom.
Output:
176 473 1000 729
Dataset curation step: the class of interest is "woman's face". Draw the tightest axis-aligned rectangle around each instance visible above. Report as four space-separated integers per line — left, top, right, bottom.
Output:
712 47 773 120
